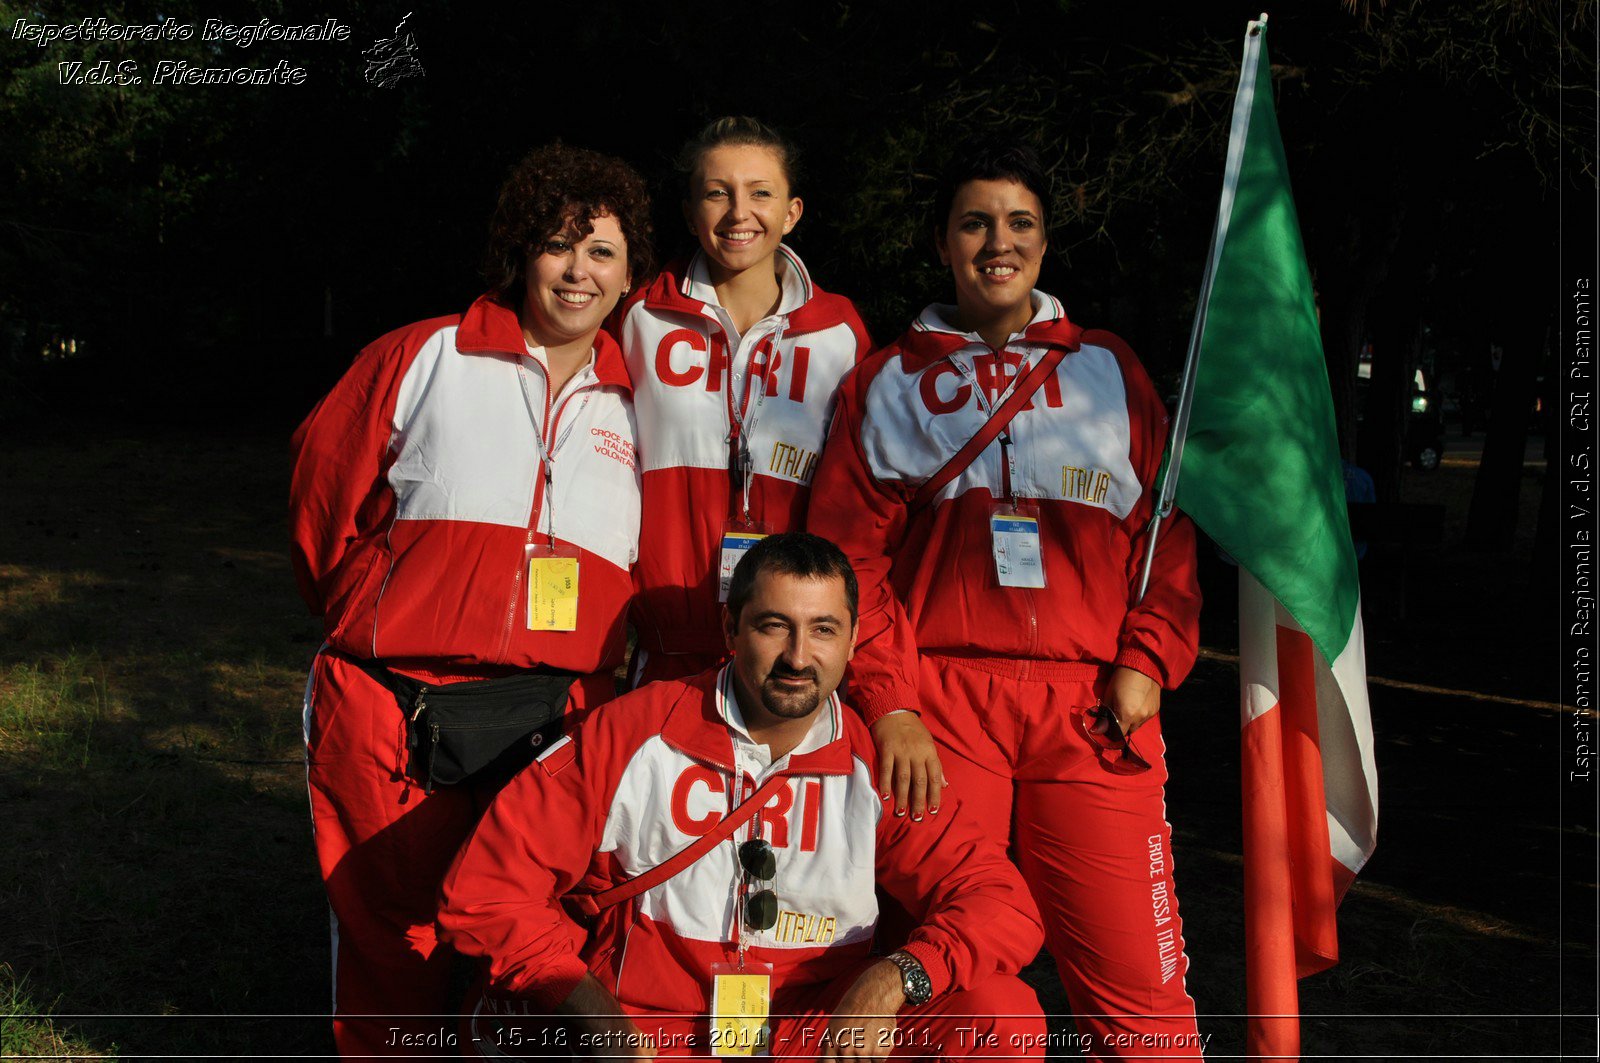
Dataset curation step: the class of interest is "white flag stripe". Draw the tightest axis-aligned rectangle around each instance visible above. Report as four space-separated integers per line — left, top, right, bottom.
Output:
1239 569 1282 727
1238 571 1379 876
1325 614 1379 875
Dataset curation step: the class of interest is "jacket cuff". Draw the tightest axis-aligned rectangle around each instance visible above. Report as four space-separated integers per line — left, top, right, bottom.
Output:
1112 649 1166 689
507 957 590 1012
898 939 952 1000
851 684 920 727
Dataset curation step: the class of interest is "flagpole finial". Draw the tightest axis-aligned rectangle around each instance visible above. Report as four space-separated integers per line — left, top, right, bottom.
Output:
1250 12 1269 35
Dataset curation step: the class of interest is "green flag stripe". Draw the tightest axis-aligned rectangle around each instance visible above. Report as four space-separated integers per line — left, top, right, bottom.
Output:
1174 27 1361 666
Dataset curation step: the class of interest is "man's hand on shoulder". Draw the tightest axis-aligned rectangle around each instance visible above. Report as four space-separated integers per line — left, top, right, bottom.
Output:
869 712 945 821
560 974 654 1061
820 959 904 1062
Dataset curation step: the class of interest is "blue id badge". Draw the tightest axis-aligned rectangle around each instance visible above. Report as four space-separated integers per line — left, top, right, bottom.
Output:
991 510 1047 588
718 523 769 602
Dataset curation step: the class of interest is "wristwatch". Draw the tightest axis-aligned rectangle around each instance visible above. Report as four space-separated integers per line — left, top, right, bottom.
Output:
886 950 933 1007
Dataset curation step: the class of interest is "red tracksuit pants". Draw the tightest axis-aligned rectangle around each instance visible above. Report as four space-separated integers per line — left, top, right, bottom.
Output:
303 650 615 1058
464 966 1046 1061
917 654 1203 1061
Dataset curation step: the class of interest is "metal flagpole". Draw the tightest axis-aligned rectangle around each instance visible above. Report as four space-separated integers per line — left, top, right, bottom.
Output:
1135 13 1270 604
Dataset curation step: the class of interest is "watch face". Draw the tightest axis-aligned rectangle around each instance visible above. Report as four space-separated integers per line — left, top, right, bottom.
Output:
895 954 932 1004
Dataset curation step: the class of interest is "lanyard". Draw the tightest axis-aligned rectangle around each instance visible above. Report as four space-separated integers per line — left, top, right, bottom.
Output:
950 347 1030 505
717 320 786 523
720 667 764 964
517 356 594 548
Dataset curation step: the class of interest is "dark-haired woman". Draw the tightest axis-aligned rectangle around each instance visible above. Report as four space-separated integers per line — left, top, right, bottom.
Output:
290 143 652 1058
808 142 1205 1059
614 116 943 817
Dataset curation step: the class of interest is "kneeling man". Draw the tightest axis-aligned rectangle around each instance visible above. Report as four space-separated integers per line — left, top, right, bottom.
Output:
439 533 1046 1060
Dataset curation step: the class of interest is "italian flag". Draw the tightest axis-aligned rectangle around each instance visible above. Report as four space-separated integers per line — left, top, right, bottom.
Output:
1159 17 1380 1061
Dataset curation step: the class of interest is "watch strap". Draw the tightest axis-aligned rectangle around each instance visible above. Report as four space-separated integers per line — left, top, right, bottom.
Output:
887 949 933 1006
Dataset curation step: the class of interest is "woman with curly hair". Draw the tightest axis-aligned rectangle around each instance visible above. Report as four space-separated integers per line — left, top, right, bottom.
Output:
289 143 653 1058
613 117 944 816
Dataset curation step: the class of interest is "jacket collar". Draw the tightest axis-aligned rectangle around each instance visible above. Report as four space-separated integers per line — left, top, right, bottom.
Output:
455 292 631 390
898 290 1082 368
681 246 813 316
641 247 838 334
660 666 855 776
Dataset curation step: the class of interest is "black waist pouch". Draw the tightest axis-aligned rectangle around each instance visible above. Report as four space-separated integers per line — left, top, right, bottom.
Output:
352 659 575 793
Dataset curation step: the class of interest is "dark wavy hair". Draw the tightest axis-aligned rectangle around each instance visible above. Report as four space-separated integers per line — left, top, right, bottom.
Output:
932 138 1052 236
483 143 655 301
726 533 858 625
675 116 802 199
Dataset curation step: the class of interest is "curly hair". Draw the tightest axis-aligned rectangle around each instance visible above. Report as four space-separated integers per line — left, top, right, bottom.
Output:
484 143 655 302
674 116 802 199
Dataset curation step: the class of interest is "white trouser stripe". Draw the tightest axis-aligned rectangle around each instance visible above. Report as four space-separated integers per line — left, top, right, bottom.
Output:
301 645 339 1013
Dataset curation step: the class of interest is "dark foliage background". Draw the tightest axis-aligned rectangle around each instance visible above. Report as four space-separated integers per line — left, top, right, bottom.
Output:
4 2 1590 513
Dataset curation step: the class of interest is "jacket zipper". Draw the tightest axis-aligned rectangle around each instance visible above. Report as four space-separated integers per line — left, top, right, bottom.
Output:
722 330 742 519
723 324 777 523
990 344 1039 664
1011 405 1039 663
1024 586 1039 665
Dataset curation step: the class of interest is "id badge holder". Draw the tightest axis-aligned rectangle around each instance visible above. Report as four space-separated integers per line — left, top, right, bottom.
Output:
990 501 1047 589
717 521 769 603
525 542 580 631
709 960 773 1056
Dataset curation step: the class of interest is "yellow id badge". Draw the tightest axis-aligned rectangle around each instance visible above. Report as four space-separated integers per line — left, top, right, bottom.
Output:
525 543 579 631
709 961 772 1056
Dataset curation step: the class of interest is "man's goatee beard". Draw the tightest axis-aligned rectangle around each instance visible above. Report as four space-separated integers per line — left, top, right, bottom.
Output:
761 674 821 719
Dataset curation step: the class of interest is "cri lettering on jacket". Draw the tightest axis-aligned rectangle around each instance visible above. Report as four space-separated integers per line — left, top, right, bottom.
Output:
669 765 839 946
918 350 1063 414
891 346 1138 517
654 330 813 403
651 329 824 484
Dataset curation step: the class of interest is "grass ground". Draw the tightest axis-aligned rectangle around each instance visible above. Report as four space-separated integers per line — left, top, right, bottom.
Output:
0 427 1590 1060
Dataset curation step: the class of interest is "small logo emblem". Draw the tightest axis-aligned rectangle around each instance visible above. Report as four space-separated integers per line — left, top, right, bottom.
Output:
364 12 424 88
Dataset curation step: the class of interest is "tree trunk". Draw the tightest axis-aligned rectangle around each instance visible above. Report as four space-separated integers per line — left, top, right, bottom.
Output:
1316 207 1404 461
1319 279 1365 461
1465 324 1543 550
1358 258 1424 503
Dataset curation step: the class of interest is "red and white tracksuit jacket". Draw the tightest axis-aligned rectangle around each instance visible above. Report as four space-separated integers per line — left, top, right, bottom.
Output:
614 249 870 675
437 666 1044 1018
807 294 1206 1059
808 294 1200 714
290 293 640 1058
291 292 641 679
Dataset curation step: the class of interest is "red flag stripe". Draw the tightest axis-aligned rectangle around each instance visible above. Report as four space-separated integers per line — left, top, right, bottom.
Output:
1242 700 1301 1063
1276 622 1341 977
